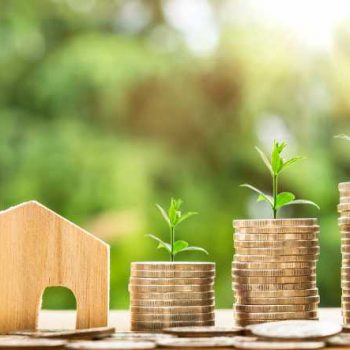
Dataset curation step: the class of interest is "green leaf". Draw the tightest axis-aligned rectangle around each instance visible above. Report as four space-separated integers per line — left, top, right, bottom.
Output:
275 192 295 209
173 240 189 255
257 193 273 203
156 204 171 226
280 156 305 173
255 146 273 175
168 198 183 226
335 134 350 142
271 140 286 175
240 184 273 207
283 199 320 210
177 211 198 226
146 234 171 253
180 246 209 255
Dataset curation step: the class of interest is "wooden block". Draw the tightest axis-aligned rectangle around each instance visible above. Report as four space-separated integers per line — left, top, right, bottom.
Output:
0 201 110 333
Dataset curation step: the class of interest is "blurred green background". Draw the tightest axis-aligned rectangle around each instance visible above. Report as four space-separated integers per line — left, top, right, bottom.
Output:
1 0 350 310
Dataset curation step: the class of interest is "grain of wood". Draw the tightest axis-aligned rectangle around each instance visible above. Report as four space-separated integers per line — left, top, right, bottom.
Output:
0 201 109 332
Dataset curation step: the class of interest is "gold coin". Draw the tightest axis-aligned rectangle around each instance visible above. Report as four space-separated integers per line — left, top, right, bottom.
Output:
130 270 215 279
339 218 350 226
235 311 318 320
233 261 316 270
250 320 341 340
234 240 318 249
235 295 320 305
130 305 215 314
341 212 350 218
234 288 319 299
338 204 350 212
340 189 350 196
232 340 324 349
131 320 215 331
129 277 214 286
234 304 318 313
327 334 350 347
340 197 350 203
232 268 316 277
130 299 215 307
129 291 214 300
342 246 350 254
341 254 350 261
233 219 318 228
129 284 214 293
163 326 244 337
234 254 318 263
234 233 318 241
131 262 215 271
340 310 350 318
234 227 320 235
235 246 319 256
342 296 350 303
340 281 350 289
131 313 215 322
233 275 315 284
339 182 350 191
233 282 316 291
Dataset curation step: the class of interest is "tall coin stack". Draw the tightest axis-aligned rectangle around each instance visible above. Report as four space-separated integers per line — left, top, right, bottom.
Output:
129 262 215 331
338 182 350 324
232 219 320 326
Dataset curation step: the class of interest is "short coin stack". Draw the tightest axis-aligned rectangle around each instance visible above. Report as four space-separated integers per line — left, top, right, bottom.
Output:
338 182 350 325
129 262 215 331
232 219 320 326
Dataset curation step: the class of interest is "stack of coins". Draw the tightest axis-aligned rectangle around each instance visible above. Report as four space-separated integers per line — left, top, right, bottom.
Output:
338 182 350 324
129 262 215 331
232 219 320 326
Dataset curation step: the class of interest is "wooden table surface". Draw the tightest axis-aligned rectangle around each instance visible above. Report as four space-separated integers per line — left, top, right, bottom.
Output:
39 308 342 331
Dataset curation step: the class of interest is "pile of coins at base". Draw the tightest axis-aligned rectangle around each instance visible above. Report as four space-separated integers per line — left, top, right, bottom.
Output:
0 320 349 349
129 262 215 331
232 219 320 326
338 182 350 325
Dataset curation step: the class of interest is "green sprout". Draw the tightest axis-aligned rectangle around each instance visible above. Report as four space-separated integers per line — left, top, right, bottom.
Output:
241 140 320 219
146 198 208 262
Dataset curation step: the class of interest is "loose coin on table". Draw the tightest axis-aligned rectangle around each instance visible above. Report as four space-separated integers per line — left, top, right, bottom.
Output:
156 337 235 348
327 333 350 347
0 338 66 348
10 327 115 339
163 326 244 337
231 340 325 349
249 320 342 340
66 341 156 349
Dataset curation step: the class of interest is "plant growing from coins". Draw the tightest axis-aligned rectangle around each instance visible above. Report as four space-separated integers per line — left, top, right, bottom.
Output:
241 140 320 219
147 198 208 262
